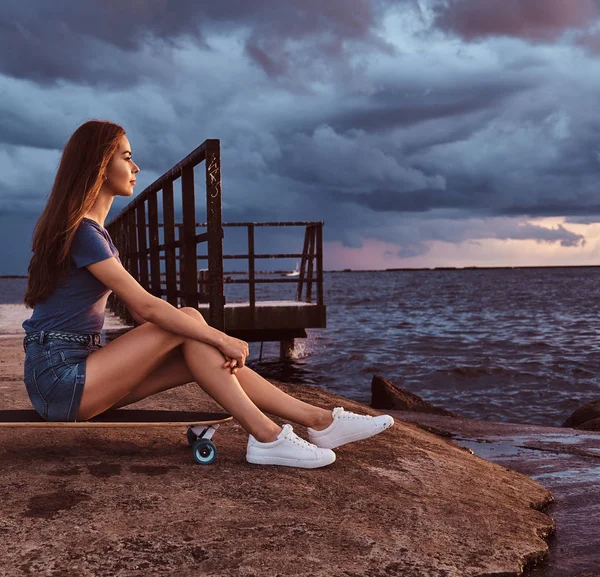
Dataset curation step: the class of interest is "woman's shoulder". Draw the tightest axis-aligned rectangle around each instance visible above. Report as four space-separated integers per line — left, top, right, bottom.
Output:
80 217 104 232
71 218 116 267
74 218 107 241
71 218 110 255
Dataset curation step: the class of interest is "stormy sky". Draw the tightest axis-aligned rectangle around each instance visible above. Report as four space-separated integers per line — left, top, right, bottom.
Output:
1 0 600 274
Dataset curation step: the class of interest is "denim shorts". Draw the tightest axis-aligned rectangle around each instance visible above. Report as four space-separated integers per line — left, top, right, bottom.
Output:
23 333 102 422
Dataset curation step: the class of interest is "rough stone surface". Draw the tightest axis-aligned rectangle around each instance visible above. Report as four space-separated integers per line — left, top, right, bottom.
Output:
393 411 600 577
370 374 458 416
1 335 554 576
562 399 600 430
576 417 600 431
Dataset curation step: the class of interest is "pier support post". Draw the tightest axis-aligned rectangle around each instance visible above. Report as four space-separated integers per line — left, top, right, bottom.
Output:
280 338 295 360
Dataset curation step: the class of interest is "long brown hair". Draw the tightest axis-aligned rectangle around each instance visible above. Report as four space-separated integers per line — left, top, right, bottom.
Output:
23 120 126 308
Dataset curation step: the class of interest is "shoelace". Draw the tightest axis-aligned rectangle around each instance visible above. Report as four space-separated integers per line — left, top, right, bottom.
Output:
281 425 321 453
333 407 373 421
331 408 391 429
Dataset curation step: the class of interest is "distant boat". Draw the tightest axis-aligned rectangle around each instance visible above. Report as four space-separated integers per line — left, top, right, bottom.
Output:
285 261 300 277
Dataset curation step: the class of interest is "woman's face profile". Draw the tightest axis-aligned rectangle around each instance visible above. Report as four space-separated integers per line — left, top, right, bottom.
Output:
103 135 140 197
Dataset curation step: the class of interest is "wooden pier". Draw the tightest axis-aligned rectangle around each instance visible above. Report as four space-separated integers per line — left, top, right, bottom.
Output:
105 139 325 359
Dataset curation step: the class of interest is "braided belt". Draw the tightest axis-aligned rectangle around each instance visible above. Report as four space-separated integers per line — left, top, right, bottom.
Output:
23 330 101 351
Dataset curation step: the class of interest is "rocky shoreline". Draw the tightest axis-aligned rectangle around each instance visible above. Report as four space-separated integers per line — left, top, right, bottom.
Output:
2 303 599 576
371 375 600 577
0 330 569 576
389 409 600 577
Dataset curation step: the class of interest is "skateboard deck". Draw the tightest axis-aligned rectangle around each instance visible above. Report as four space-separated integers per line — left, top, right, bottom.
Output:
0 409 231 427
0 409 232 465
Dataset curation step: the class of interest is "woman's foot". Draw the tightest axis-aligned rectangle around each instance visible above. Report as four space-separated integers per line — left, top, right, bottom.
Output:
307 407 394 449
307 409 335 431
246 424 336 469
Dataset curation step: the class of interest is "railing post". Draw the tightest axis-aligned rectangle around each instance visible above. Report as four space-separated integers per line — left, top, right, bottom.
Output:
162 180 178 306
148 192 161 297
248 224 255 310
306 226 315 303
127 210 138 281
205 139 225 331
316 223 324 306
136 204 148 289
118 218 128 320
181 164 198 309
296 226 310 302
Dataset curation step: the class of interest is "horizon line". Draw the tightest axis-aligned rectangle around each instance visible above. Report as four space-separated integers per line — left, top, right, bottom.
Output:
3 263 600 278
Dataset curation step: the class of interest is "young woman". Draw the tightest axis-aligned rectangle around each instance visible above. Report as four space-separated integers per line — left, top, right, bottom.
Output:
22 119 394 469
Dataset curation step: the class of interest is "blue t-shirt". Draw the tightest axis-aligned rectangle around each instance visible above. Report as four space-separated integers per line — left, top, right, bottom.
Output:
22 217 121 335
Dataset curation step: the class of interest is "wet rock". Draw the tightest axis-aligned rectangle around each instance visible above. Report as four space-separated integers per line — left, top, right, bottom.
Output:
370 374 459 416
392 410 600 577
574 417 600 431
562 399 600 428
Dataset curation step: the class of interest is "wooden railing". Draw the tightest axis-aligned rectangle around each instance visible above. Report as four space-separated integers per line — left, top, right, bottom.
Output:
106 139 225 330
106 139 324 332
220 222 323 308
139 221 324 308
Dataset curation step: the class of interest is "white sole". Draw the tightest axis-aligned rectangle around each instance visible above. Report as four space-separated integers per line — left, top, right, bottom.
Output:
246 453 336 469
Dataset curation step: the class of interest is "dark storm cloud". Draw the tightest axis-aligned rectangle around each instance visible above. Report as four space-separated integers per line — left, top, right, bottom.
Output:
334 185 485 213
0 0 395 86
565 216 600 224
1 0 599 273
319 159 600 223
0 109 67 150
0 179 52 216
495 222 585 247
327 77 534 133
0 1 205 86
0 211 40 275
431 0 598 42
499 202 600 218
320 173 600 229
380 218 586 258
431 0 600 56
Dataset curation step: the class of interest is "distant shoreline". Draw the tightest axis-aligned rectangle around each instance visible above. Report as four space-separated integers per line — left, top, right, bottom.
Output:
382 264 600 272
3 265 600 278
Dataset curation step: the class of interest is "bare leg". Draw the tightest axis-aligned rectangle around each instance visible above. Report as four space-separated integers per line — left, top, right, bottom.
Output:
80 307 336 443
179 337 285 442
78 309 281 441
233 365 334 430
111 346 334 431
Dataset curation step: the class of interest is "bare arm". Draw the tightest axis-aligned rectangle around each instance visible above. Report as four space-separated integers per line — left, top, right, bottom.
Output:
127 307 147 326
84 257 225 348
145 296 225 348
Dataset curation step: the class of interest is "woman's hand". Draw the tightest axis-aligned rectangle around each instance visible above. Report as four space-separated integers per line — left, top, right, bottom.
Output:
219 335 249 374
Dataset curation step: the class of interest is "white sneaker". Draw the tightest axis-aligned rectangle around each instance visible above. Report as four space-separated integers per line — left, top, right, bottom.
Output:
246 424 336 469
307 407 394 449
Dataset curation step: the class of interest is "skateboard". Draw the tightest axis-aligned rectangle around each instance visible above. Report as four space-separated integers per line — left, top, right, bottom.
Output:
0 409 232 465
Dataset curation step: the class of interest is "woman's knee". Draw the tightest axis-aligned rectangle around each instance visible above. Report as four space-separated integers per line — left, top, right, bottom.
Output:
180 306 208 324
177 307 223 354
